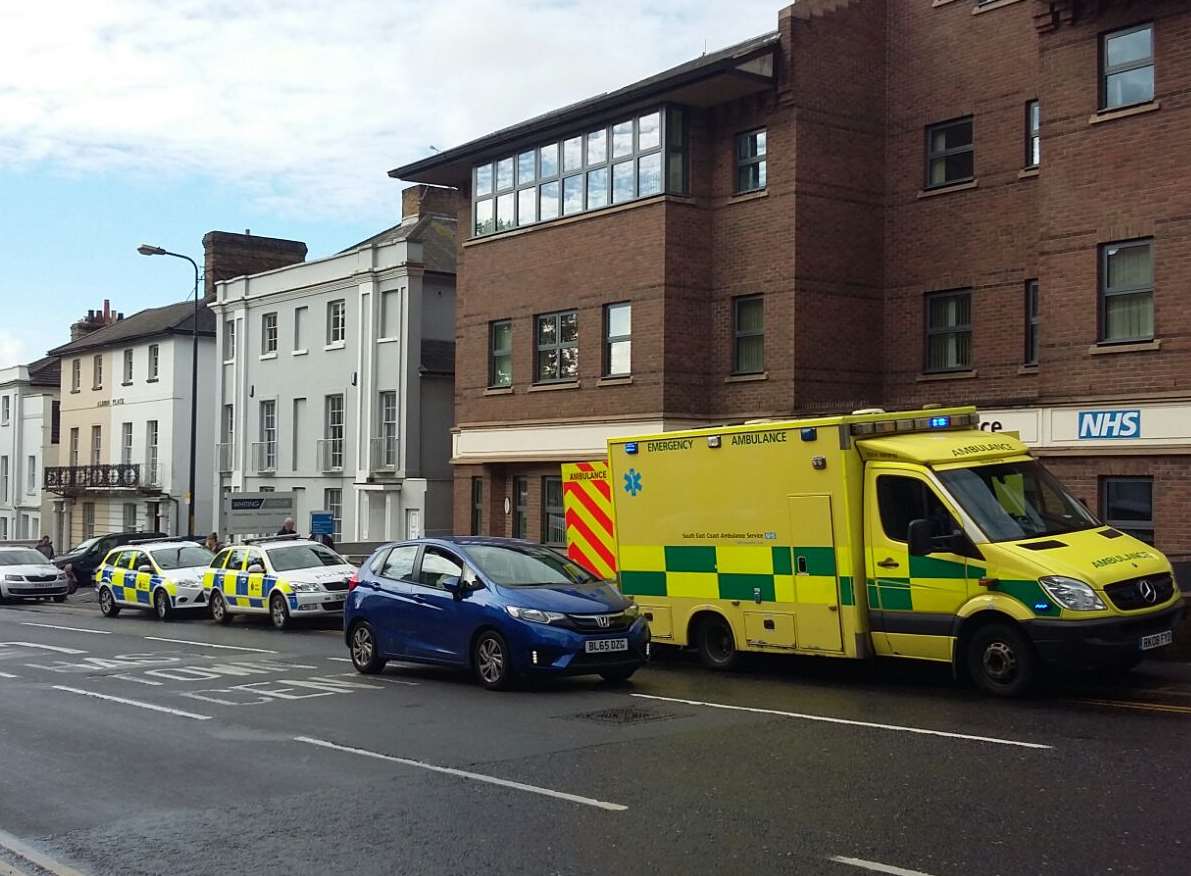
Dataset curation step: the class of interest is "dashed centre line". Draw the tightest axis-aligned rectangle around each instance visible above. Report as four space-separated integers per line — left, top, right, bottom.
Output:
52 686 213 720
141 636 278 654
19 622 110 635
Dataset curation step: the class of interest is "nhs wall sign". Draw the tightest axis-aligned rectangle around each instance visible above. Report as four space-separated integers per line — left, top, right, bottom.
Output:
1077 409 1141 440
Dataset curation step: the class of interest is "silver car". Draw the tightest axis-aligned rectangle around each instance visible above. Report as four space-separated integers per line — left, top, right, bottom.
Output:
0 546 71 603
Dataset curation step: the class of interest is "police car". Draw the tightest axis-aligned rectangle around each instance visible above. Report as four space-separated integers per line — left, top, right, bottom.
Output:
202 536 356 630
95 538 216 620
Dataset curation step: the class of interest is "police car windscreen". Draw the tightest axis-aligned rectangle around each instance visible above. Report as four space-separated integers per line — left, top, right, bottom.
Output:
0 549 51 566
466 545 595 587
268 545 344 571
937 460 1099 543
152 546 215 570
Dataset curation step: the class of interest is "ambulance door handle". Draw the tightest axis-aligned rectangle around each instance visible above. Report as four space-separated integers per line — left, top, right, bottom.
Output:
877 558 900 569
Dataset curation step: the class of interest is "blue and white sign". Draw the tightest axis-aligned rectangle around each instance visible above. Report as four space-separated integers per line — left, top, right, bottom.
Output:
1077 409 1141 440
310 511 335 535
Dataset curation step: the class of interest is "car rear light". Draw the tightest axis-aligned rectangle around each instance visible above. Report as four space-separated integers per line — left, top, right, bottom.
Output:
347 572 359 591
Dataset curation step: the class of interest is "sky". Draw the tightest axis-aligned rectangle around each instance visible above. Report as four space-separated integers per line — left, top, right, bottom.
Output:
0 0 780 368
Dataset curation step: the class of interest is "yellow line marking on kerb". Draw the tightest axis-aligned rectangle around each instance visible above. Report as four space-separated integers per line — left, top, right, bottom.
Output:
1072 698 1191 715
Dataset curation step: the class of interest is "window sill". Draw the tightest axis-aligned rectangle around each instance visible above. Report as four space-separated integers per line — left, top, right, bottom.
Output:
484 386 514 396
1090 101 1160 126
259 353 277 361
729 189 768 204
917 179 978 199
1018 364 1039 375
120 381 133 387
725 371 767 384
376 337 399 344
146 377 159 383
292 349 309 357
70 389 80 394
222 360 235 366
1017 167 1039 180
1088 339 1161 355
324 342 346 352
973 0 1025 14
916 369 977 382
527 381 581 393
931 0 959 6
598 376 633 386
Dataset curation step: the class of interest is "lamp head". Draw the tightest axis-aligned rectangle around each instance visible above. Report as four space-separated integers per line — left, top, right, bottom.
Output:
137 244 166 256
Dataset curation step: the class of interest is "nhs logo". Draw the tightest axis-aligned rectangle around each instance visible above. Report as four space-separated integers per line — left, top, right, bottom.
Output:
1078 409 1141 440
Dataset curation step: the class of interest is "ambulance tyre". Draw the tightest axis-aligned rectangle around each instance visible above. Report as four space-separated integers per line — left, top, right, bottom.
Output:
967 622 1036 697
210 590 232 625
695 614 739 671
99 586 120 617
269 592 291 630
153 589 173 621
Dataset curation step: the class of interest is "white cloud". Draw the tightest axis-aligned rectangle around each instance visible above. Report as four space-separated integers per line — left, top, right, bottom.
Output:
0 0 780 221
0 329 29 370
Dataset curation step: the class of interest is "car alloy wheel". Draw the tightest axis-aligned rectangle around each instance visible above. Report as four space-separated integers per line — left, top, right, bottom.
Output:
349 623 386 674
210 591 231 625
99 587 120 617
270 593 290 630
474 632 511 690
154 590 172 621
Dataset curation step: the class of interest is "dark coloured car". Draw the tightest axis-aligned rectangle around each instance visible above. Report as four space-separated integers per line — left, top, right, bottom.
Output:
53 531 167 592
344 537 649 690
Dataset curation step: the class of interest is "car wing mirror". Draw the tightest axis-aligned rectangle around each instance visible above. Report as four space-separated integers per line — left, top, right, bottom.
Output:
907 519 934 556
137 564 154 574
442 575 464 597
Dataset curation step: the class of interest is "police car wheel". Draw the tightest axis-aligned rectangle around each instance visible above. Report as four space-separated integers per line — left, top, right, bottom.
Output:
210 591 232 625
967 622 1036 697
474 631 512 690
269 593 291 630
349 622 386 674
696 615 739 671
154 589 172 621
99 587 120 617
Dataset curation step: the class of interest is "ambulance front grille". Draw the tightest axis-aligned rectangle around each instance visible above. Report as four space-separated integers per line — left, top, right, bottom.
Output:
1104 573 1174 611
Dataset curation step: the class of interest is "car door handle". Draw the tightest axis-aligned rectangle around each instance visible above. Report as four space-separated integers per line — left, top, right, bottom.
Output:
877 558 900 569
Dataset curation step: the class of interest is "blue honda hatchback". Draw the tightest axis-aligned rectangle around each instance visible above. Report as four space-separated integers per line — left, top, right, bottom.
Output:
344 537 649 689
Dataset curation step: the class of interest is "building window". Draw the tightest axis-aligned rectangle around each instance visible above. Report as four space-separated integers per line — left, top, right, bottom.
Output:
27 456 36 494
1100 239 1153 343
122 349 133 384
82 502 95 539
223 320 236 362
925 117 974 189
472 108 680 238
1101 23 1154 110
732 295 764 374
925 290 972 372
1025 280 1040 366
513 476 529 539
122 503 137 532
92 354 103 390
535 310 578 383
69 428 79 467
603 303 631 377
121 422 133 465
380 289 400 339
292 398 305 470
50 401 60 445
470 477 483 535
324 488 343 540
735 128 767 194
262 312 278 355
488 320 512 388
1101 476 1154 544
146 421 159 484
0 395 7 425
327 300 346 345
70 359 80 392
1025 100 1040 168
542 476 565 545
0 457 7 502
325 394 345 470
379 391 398 468
148 344 159 380
294 306 307 351
90 425 102 466
260 400 277 470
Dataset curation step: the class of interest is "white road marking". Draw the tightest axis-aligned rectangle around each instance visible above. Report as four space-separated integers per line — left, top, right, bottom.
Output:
0 671 18 679
326 656 353 662
19 622 110 635
294 736 628 812
112 673 164 686
0 642 87 654
331 671 418 686
141 636 277 654
631 694 1053 750
52 686 213 720
829 855 938 876
0 825 89 876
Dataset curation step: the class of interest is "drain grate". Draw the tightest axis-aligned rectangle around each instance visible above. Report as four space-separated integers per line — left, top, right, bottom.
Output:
567 705 687 725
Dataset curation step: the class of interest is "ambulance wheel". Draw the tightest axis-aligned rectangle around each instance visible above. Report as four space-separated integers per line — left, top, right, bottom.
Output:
153 589 173 621
967 622 1036 697
99 587 120 617
695 615 739 671
349 621 386 675
209 591 232 625
269 593 291 630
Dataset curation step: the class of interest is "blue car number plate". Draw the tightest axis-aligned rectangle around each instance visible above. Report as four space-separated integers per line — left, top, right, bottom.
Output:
585 638 628 654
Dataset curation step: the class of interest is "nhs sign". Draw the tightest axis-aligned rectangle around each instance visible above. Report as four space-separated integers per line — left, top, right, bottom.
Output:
1078 409 1141 440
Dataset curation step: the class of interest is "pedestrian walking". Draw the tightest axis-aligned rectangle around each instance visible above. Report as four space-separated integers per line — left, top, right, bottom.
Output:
35 535 55 560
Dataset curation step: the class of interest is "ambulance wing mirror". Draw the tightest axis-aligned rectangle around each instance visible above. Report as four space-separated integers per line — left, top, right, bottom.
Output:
907 519 934 556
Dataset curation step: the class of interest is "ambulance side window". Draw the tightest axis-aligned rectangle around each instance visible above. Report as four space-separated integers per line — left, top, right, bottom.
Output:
877 475 957 542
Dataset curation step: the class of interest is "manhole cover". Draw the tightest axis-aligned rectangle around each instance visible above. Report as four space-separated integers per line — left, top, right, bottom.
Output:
567 705 686 725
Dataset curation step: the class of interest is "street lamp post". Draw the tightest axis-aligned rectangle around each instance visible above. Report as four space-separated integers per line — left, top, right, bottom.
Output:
137 244 201 537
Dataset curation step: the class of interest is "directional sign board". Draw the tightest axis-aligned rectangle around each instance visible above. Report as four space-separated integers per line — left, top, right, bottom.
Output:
310 511 335 536
222 492 295 536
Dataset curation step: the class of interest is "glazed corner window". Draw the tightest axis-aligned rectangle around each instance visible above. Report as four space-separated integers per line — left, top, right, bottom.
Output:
542 476 565 545
735 129 767 194
1025 280 1040 366
732 296 764 374
535 310 578 383
262 312 278 354
925 290 972 373
1100 239 1153 343
92 354 103 390
603 303 631 377
925 117 973 189
489 320 512 388
1025 100 1040 168
326 299 346 345
1101 24 1154 111
1100 476 1154 545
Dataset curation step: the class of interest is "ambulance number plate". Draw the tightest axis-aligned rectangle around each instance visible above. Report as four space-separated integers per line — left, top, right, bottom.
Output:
585 638 628 654
1140 630 1173 651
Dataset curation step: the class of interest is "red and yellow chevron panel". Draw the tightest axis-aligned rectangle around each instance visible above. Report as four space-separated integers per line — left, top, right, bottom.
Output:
561 461 617 579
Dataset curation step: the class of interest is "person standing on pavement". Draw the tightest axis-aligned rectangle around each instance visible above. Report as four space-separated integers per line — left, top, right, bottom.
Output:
204 532 221 553
277 517 297 536
35 535 55 560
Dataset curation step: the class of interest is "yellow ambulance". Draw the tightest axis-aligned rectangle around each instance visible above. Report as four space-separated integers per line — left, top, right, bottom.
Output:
604 406 1184 695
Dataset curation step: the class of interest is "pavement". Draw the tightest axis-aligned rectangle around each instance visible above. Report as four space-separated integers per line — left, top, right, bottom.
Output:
1 596 1190 876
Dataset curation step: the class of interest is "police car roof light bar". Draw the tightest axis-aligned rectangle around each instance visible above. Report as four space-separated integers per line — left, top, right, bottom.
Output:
243 533 305 545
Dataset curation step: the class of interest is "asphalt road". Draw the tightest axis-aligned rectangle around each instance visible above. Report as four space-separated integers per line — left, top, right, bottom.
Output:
1 595 1189 876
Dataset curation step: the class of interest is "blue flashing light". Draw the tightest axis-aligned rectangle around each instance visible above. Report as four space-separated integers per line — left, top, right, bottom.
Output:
928 416 951 429
625 442 639 455
1033 602 1050 612
800 428 817 442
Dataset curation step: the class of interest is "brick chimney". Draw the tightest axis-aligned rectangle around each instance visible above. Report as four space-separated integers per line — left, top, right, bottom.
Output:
70 299 122 341
401 184 458 221
201 231 308 302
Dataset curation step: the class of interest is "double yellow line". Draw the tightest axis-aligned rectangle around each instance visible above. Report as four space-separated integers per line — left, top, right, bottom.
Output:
1072 698 1191 715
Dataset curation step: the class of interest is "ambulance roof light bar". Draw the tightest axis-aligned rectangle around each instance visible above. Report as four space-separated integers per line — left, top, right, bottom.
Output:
849 412 977 436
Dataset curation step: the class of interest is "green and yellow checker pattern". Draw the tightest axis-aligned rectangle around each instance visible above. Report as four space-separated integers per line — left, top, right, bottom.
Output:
620 544 855 606
866 554 1061 618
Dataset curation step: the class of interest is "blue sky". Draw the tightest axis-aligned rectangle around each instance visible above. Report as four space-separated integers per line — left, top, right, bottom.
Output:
0 0 779 368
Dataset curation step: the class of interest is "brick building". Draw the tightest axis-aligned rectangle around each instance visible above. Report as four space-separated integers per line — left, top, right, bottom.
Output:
392 0 1191 566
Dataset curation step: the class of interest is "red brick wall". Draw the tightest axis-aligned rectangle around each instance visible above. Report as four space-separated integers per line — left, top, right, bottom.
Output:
453 463 562 541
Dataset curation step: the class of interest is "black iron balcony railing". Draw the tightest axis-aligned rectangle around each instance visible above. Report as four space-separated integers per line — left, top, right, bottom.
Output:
44 464 141 494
